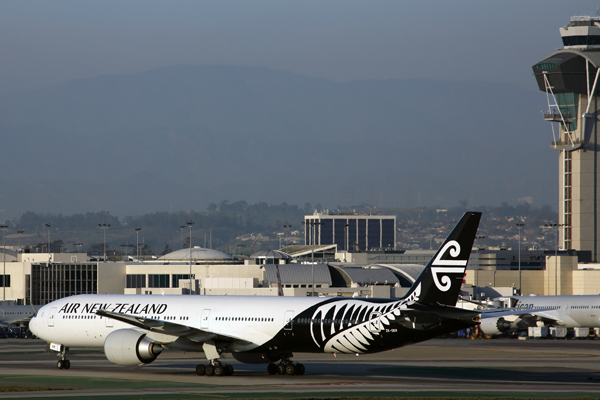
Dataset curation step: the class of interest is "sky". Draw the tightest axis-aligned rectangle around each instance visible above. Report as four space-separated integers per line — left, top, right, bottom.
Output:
1 0 599 96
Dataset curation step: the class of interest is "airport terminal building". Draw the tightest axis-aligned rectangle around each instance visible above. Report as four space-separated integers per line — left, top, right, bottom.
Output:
0 247 421 305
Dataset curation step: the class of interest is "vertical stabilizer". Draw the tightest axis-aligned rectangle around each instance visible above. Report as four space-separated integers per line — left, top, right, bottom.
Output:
402 212 481 307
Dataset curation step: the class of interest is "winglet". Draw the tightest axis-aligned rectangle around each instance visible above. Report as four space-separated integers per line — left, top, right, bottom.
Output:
402 211 481 307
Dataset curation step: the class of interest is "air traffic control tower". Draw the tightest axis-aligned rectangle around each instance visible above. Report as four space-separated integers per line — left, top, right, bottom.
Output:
533 15 600 261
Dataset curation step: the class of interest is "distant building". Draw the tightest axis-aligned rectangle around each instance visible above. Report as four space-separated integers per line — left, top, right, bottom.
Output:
304 211 396 251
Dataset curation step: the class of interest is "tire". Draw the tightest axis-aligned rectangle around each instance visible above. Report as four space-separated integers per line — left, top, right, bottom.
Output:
205 364 214 376
64 360 71 370
296 363 305 375
224 364 234 376
214 364 224 376
267 363 277 375
196 364 206 376
285 363 296 375
57 360 64 369
276 363 286 375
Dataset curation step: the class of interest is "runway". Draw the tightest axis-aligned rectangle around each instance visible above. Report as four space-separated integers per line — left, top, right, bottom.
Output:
1 337 600 399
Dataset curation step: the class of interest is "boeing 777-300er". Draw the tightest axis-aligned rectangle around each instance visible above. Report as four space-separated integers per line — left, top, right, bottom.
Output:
480 294 600 335
29 211 518 376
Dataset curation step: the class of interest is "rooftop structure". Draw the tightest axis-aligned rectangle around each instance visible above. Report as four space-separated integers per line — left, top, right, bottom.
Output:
158 246 236 263
560 15 600 50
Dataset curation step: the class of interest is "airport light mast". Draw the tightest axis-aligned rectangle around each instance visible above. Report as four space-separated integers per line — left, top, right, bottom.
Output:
98 222 110 261
1 224 7 300
187 220 194 294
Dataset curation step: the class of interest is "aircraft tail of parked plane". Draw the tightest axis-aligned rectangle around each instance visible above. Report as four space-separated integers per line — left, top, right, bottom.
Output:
30 211 498 377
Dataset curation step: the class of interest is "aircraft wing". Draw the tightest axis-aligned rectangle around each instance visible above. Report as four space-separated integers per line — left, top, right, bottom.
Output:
510 310 564 326
95 310 248 344
479 307 553 319
0 315 34 327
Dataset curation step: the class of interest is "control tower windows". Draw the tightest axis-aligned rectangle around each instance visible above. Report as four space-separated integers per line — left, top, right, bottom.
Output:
556 92 579 131
562 35 600 47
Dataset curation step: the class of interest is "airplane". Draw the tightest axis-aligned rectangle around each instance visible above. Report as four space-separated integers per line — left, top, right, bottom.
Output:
29 211 518 377
0 304 38 327
480 294 600 335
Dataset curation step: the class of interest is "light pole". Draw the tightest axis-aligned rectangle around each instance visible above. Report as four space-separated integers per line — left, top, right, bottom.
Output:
0 224 7 300
187 220 194 294
516 223 525 295
302 220 324 296
283 223 292 250
475 235 486 289
98 222 110 261
135 227 142 260
344 223 349 252
17 230 24 252
544 223 563 295
73 242 83 253
45 223 51 254
180 224 185 249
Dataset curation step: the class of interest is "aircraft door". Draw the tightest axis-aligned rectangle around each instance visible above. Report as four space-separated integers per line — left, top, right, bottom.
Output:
47 307 56 327
284 310 294 330
201 309 211 329
105 315 114 328
565 302 570 315
0 309 4 321
368 311 382 333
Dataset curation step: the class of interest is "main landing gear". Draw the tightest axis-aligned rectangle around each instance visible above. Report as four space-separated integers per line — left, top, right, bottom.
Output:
267 359 305 375
195 361 234 377
196 340 233 376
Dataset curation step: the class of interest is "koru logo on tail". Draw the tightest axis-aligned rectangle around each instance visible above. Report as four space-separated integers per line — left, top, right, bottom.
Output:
431 240 467 292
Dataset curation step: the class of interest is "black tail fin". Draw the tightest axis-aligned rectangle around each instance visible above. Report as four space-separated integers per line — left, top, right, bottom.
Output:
402 211 481 307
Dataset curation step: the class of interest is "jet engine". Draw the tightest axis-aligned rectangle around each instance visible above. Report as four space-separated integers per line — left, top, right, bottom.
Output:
104 329 163 366
479 317 512 336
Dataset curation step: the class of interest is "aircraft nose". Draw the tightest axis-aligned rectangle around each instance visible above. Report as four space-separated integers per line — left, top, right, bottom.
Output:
29 309 41 336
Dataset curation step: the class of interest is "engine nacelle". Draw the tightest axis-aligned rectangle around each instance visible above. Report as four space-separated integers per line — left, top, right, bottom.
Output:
104 329 163 366
479 317 512 336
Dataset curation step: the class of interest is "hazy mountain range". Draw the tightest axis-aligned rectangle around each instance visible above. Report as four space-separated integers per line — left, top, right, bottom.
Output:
0 65 555 219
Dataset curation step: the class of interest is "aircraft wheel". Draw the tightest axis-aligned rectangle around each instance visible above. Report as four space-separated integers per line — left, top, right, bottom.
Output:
224 364 234 376
214 364 224 377
267 363 277 375
64 360 71 370
196 364 205 376
57 360 64 369
295 363 305 375
276 363 286 375
205 364 214 376
285 363 296 375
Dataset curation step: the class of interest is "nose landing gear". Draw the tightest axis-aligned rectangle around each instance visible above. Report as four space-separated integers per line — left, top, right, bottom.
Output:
52 344 70 369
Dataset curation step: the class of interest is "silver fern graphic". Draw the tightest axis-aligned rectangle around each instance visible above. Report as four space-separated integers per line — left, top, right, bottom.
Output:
309 283 421 353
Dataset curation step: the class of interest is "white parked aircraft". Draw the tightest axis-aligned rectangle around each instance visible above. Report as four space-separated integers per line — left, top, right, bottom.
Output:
480 294 600 335
0 305 37 327
29 211 521 376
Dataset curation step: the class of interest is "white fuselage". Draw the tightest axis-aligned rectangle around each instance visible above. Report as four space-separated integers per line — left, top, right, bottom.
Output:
30 294 327 349
505 295 600 328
